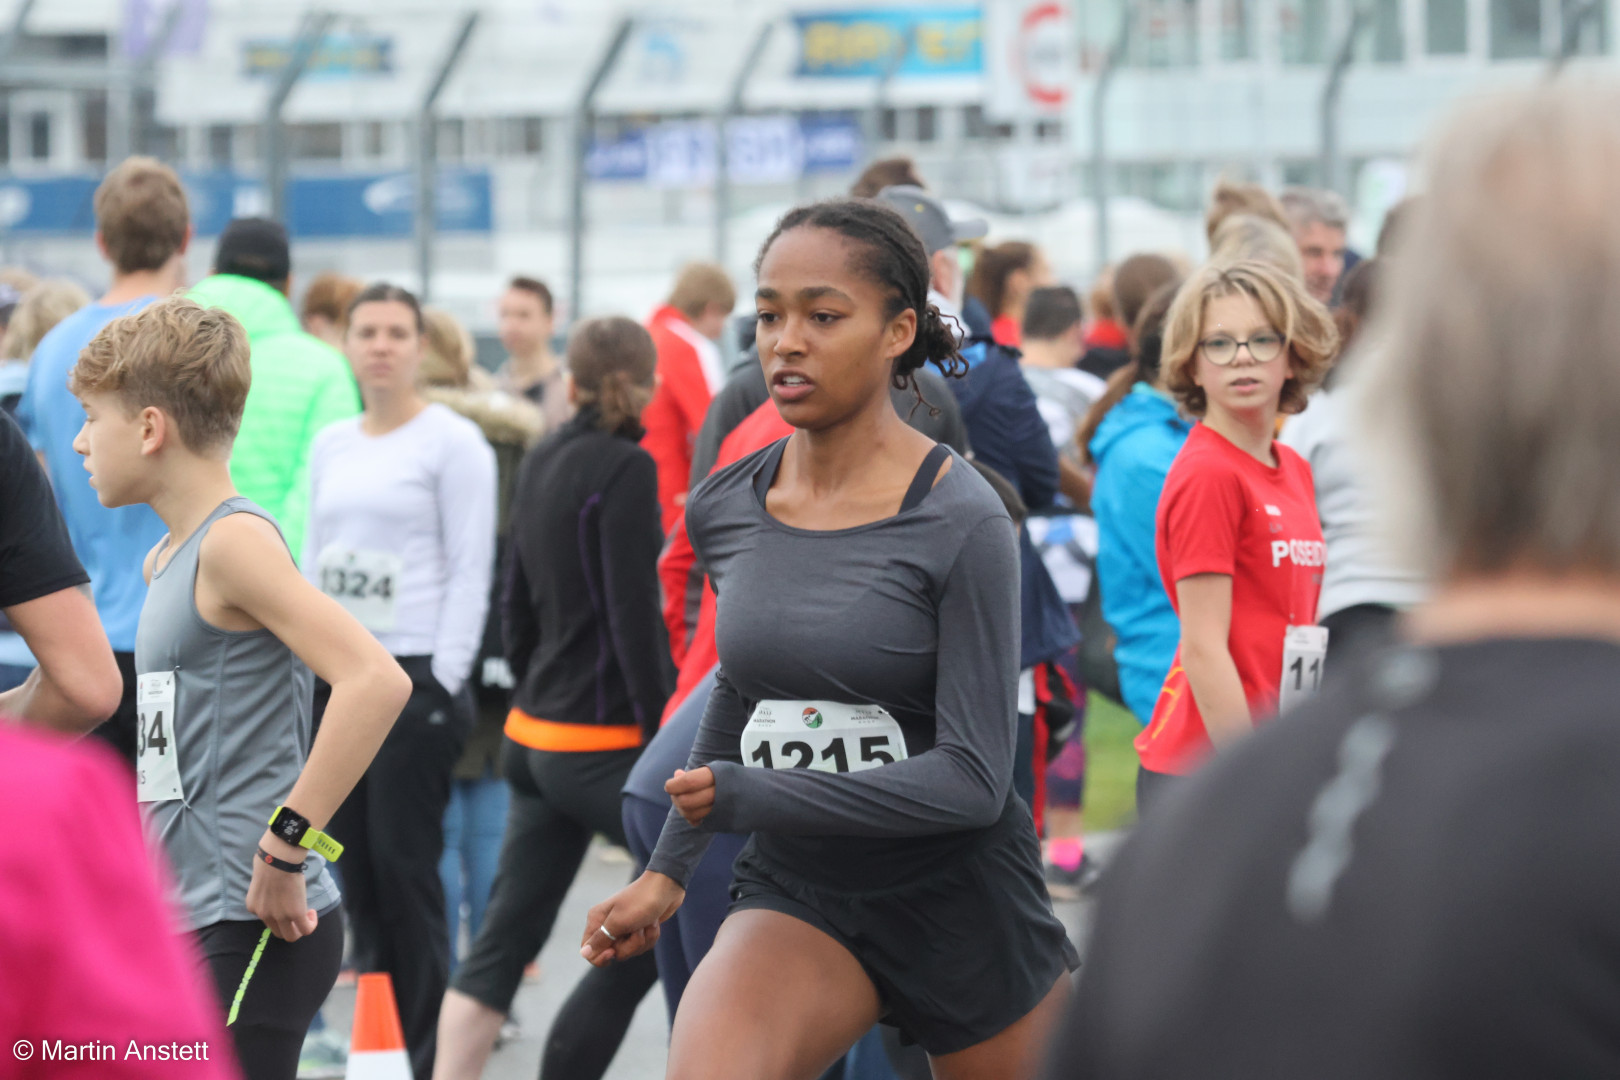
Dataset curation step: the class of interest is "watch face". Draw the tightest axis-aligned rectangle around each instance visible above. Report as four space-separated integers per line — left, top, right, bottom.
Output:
273 810 303 840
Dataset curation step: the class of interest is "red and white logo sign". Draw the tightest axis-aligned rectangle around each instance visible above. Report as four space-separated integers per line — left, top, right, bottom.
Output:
1015 2 1071 108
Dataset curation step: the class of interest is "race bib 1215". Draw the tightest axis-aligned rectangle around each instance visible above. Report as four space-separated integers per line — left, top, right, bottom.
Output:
741 700 908 774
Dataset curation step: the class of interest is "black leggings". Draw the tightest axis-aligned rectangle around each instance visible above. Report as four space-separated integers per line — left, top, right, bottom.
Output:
324 656 470 1080
453 739 658 1080
198 907 345 1080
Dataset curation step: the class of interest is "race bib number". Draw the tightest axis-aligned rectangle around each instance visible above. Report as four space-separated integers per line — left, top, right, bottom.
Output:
136 671 184 803
318 548 401 632
741 700 909 774
1279 625 1330 713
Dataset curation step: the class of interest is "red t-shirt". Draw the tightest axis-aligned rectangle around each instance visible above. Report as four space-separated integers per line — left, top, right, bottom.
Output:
1135 423 1324 775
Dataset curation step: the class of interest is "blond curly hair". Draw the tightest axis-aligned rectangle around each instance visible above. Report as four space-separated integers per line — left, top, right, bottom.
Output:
1162 259 1338 418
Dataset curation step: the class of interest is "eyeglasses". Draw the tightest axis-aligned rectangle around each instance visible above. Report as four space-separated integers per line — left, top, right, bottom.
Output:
1199 331 1285 366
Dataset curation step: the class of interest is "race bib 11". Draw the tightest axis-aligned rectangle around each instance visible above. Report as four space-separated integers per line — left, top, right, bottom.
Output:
317 547 402 633
136 671 185 803
1279 625 1330 713
741 700 908 774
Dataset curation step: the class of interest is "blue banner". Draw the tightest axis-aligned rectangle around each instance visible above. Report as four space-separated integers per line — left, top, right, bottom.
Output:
587 115 862 184
794 8 982 78
0 169 492 238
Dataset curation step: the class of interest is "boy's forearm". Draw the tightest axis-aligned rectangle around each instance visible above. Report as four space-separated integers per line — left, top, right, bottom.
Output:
278 663 408 829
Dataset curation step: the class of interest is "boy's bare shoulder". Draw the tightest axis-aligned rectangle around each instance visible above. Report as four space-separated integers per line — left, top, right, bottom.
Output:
197 512 294 576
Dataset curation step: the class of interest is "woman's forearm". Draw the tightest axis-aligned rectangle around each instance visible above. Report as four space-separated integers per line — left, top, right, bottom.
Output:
1181 642 1252 746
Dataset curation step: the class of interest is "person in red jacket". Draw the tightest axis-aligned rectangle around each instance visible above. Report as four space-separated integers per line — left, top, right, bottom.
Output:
643 263 736 533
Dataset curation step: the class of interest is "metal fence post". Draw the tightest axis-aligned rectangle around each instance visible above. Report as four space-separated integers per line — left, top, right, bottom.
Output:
715 20 775 266
568 16 634 324
265 12 335 225
1320 3 1371 196
1092 5 1133 273
415 12 480 303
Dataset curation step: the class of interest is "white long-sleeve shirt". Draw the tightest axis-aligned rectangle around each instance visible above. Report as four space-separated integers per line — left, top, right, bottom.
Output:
303 403 496 694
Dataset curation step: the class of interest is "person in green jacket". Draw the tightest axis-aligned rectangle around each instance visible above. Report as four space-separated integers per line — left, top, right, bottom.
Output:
190 218 360 559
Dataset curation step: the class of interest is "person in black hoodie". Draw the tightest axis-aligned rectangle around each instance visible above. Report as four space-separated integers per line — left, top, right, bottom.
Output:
432 316 668 1080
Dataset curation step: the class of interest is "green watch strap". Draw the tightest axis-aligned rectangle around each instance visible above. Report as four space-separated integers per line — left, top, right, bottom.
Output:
299 828 344 862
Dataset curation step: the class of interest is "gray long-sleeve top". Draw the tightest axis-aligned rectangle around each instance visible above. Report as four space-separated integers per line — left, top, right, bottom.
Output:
644 438 1024 891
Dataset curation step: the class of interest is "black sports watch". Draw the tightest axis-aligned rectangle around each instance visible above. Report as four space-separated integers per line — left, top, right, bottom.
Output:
267 805 344 861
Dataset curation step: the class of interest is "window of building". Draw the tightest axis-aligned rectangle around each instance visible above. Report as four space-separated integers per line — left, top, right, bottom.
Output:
1367 0 1407 60
879 107 899 141
1564 0 1609 55
965 104 989 139
236 123 261 164
208 124 232 167
28 113 49 161
1490 0 1543 56
1279 0 1330 62
290 122 342 160
82 95 108 164
437 118 464 161
1035 119 1065 141
363 121 386 158
1426 0 1470 52
916 105 938 143
148 125 181 162
1221 0 1255 59
1130 0 1201 66
1281 159 1322 186
0 114 10 167
498 116 543 157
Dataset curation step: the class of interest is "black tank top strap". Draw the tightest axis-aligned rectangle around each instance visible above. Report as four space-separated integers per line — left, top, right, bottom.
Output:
899 444 951 514
752 437 791 507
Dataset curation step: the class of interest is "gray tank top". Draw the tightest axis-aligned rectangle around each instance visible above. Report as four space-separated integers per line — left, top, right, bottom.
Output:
134 497 339 930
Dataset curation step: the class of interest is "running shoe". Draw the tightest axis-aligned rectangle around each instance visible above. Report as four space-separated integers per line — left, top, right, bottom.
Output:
496 1015 524 1047
295 1027 348 1079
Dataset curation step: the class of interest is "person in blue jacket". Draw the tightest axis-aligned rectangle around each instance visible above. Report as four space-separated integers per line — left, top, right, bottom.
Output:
876 187 1079 809
1083 280 1191 724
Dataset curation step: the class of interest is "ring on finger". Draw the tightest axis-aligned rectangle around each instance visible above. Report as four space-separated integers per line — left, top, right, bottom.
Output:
598 926 619 942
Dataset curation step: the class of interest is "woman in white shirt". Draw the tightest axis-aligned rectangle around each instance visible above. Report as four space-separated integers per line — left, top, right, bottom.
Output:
303 282 496 1079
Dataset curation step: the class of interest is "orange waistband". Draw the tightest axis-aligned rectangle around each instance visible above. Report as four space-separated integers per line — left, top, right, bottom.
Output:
504 709 644 752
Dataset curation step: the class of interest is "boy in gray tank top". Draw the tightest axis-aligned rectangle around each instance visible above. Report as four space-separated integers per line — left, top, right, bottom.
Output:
68 297 412 1080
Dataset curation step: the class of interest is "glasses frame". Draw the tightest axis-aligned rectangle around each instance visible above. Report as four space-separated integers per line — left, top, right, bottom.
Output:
1198 331 1286 367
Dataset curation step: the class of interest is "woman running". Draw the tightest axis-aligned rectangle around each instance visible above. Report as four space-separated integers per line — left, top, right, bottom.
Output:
1132 260 1336 815
303 283 496 1079
581 198 1077 1080
433 316 667 1080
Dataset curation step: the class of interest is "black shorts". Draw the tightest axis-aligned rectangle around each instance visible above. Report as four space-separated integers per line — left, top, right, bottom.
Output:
728 800 1079 1056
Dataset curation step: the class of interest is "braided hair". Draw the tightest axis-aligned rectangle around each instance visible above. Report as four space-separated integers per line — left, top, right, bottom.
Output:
754 198 967 406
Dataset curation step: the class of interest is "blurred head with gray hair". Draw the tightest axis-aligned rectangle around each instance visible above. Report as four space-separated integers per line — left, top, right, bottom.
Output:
1280 186 1349 303
1358 80 1620 582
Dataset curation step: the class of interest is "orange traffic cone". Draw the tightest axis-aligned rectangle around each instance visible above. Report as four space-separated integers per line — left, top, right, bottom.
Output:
347 973 412 1079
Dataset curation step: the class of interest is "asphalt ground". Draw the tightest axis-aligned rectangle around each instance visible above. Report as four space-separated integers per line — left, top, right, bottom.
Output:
312 834 1116 1079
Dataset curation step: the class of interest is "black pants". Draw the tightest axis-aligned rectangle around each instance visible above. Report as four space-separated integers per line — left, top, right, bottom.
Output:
325 656 468 1080
1136 766 1183 821
1322 603 1401 675
88 651 138 768
198 907 345 1080
622 793 749 1023
453 740 659 1080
